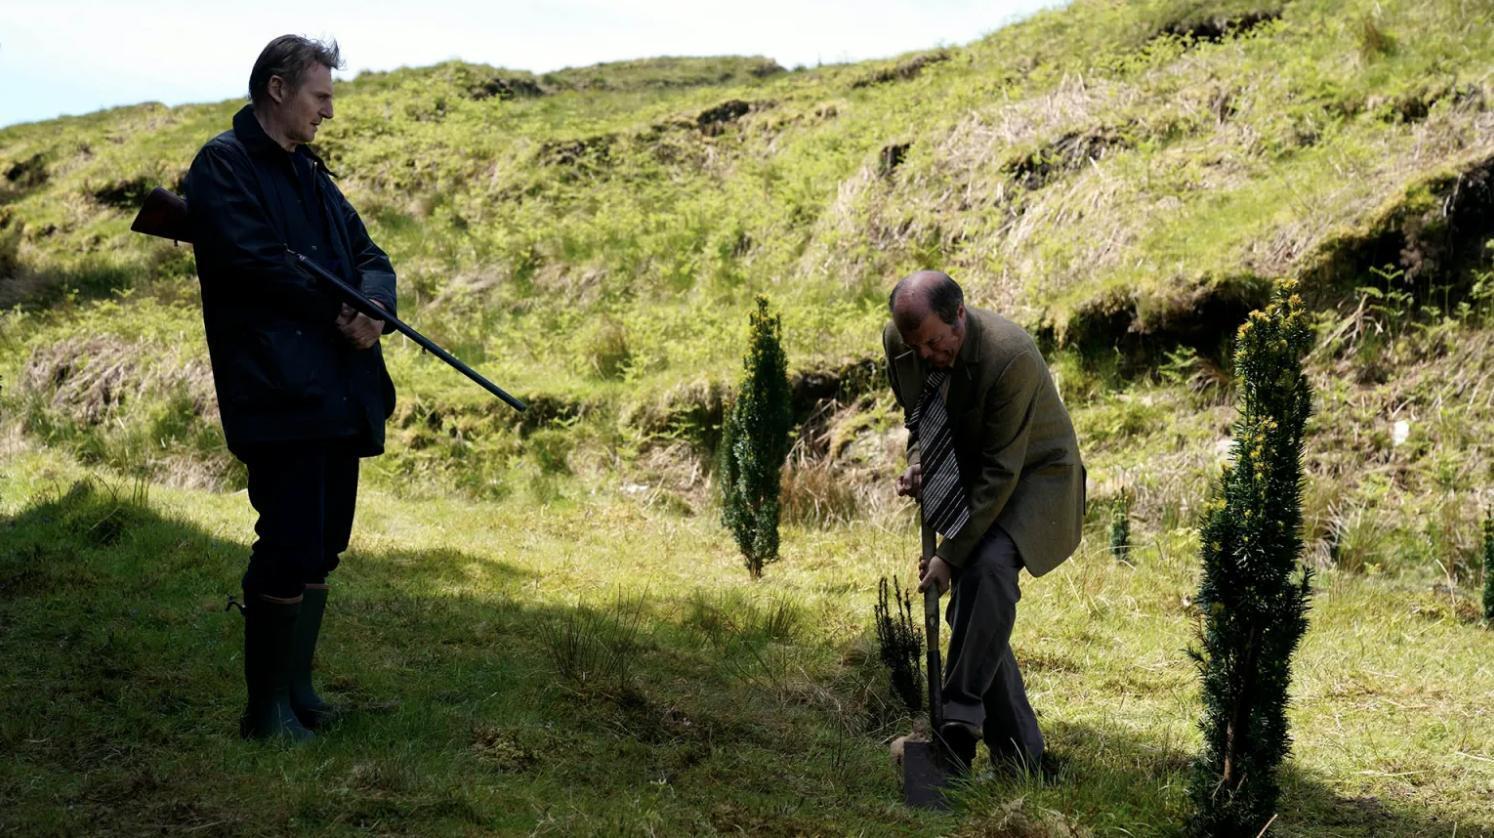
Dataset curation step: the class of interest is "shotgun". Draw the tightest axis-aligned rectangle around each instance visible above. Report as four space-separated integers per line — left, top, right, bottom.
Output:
131 187 526 413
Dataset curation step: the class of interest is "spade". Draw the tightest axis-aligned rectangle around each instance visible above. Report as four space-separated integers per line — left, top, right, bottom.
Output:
902 511 952 809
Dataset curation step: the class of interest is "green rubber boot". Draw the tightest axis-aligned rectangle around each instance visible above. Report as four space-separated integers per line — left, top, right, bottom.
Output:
239 594 314 743
289 584 339 730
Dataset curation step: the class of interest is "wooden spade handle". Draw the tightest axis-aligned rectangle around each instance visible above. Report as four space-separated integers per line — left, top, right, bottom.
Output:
922 513 944 733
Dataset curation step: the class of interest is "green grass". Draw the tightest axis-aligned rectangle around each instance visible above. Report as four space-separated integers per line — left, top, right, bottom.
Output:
2 444 1491 835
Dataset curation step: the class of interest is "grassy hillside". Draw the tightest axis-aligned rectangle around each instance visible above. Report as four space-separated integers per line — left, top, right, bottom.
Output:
3 0 1494 834
3 0 1491 575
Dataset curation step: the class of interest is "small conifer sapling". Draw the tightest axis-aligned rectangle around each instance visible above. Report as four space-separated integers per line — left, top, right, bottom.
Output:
720 295 792 579
1482 507 1493 624
1110 490 1132 562
1189 282 1314 836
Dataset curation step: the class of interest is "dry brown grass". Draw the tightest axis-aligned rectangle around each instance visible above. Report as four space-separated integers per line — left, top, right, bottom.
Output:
20 334 216 425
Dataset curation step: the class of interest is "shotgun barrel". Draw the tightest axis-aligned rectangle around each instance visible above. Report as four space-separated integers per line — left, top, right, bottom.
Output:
130 187 526 412
286 249 527 413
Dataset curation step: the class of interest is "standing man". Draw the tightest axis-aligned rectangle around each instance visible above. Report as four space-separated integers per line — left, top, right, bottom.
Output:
184 35 398 742
883 270 1085 774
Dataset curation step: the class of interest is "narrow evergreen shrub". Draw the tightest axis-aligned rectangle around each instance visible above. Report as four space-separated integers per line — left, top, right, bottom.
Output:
1109 490 1132 561
874 576 923 714
1482 507 1494 624
1189 282 1314 836
720 295 792 579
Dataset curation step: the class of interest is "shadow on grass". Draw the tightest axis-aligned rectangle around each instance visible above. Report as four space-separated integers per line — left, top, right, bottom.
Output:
0 479 927 836
949 719 1484 837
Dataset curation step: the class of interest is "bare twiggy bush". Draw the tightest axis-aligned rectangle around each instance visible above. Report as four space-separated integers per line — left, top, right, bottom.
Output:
873 576 923 715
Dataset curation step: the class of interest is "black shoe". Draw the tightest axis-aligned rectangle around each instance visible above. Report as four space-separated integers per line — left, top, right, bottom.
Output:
939 721 979 773
1038 750 1062 785
289 585 338 730
240 595 314 743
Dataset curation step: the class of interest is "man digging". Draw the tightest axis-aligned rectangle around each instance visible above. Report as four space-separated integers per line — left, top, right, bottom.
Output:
184 35 398 742
883 270 1086 776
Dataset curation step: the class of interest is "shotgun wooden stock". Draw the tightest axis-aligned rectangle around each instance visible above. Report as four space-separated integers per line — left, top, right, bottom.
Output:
130 187 193 243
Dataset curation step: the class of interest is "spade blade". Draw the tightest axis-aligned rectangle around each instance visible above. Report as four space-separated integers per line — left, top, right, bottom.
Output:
902 739 951 810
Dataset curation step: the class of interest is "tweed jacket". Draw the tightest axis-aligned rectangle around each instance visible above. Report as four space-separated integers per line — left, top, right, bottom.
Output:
883 306 1086 575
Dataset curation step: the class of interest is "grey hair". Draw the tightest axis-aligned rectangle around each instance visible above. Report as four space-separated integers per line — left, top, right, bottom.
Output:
249 35 344 108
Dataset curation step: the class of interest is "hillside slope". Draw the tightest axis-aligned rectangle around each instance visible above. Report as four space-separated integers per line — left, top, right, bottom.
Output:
2 2 1492 572
4 0 1492 346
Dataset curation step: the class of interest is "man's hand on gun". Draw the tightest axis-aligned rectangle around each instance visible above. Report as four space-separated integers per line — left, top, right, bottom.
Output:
336 301 385 350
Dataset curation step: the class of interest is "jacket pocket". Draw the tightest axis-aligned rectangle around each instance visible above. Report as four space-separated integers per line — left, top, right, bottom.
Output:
224 327 326 407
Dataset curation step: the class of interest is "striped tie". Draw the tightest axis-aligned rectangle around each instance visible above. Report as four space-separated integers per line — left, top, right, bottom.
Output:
909 369 969 539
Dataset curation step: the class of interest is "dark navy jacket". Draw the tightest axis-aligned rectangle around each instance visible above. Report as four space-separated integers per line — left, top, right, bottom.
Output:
184 105 397 459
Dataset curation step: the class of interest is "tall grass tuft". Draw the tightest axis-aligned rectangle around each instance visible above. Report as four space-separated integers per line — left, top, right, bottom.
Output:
1189 282 1314 836
540 597 645 691
873 576 923 715
720 295 792 579
780 456 859 527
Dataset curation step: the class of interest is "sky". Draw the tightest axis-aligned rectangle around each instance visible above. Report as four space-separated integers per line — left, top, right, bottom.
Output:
0 0 1065 128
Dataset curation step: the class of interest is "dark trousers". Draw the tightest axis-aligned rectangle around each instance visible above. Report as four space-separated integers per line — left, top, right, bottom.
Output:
942 525 1044 769
241 441 360 599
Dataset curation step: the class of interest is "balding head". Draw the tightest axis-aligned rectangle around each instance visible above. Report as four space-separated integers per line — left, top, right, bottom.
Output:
889 270 963 333
888 270 967 369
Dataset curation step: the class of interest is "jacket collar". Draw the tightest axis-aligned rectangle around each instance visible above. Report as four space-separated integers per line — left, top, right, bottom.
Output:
944 307 982 414
957 306 983 367
233 105 285 157
232 105 338 176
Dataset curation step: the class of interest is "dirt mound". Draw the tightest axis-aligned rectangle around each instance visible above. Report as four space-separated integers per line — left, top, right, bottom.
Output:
466 75 544 101
696 100 753 135
1372 82 1486 125
1302 152 1494 305
851 50 950 89
1160 9 1281 43
1059 276 1268 370
90 177 155 212
2 153 48 203
536 135 613 168
5 153 47 189
1056 152 1494 365
1005 127 1131 191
